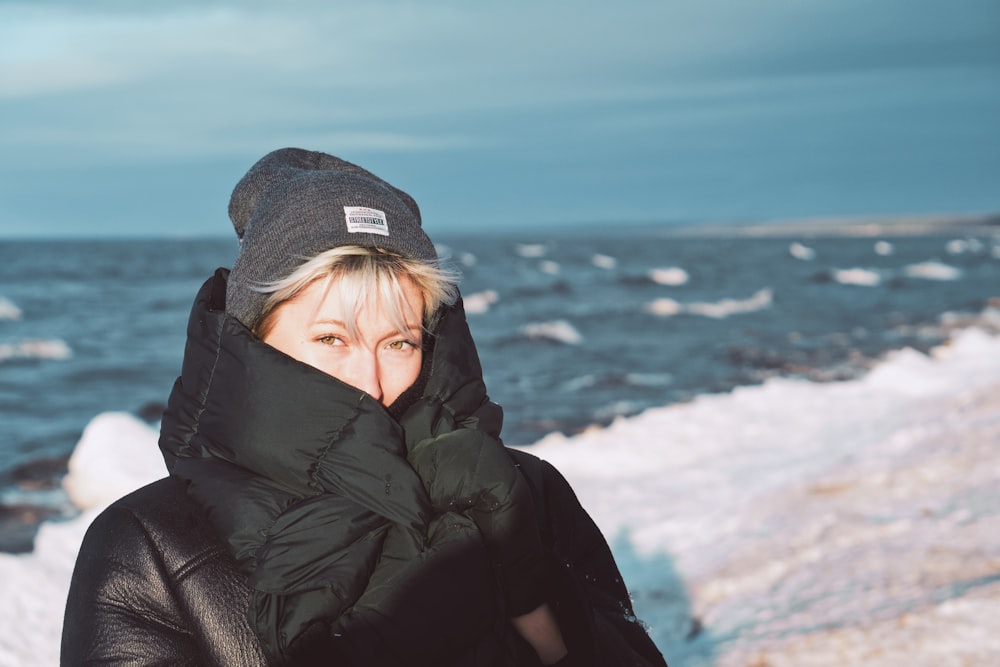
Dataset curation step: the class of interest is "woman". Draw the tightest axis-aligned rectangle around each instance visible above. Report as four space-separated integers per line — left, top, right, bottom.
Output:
61 148 669 667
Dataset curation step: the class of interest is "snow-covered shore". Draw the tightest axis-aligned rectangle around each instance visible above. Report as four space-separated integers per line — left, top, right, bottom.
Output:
3 328 999 666
535 327 1000 667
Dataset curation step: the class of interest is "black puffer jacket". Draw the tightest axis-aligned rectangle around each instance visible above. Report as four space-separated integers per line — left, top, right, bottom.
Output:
61 271 668 667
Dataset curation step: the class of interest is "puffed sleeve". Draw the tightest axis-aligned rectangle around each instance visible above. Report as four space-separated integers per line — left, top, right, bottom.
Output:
407 419 547 616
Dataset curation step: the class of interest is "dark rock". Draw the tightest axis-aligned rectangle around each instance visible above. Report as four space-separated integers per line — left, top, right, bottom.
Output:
0 504 63 553
3 454 70 491
136 401 167 423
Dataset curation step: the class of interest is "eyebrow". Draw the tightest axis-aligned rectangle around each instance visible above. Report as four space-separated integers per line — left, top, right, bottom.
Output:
309 318 423 338
310 318 349 328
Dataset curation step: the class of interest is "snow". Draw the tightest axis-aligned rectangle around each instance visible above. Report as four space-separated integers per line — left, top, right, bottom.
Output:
530 327 1000 665
63 412 166 511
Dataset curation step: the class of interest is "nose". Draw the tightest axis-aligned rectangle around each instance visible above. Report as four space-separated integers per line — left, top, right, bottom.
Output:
345 351 383 404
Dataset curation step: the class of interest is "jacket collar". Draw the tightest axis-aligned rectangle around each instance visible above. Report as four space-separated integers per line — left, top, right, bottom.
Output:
160 268 501 498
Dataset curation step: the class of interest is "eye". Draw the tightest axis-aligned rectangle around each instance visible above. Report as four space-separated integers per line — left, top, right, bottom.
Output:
387 339 417 351
317 335 345 346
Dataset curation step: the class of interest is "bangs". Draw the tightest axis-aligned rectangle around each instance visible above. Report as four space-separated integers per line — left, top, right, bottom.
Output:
320 261 422 341
252 246 458 339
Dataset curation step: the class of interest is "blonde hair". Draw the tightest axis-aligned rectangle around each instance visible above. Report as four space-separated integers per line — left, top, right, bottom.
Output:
252 246 458 340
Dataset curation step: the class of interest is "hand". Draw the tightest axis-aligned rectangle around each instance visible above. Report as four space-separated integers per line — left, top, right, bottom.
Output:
512 603 569 665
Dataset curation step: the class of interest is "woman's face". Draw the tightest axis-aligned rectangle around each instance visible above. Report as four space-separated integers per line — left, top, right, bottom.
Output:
262 275 425 407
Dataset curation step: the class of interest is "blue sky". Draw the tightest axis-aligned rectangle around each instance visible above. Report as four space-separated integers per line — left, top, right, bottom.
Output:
1 0 998 238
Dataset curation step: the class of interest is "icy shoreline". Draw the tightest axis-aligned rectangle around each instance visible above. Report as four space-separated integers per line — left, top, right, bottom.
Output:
3 328 1000 666
533 327 1000 666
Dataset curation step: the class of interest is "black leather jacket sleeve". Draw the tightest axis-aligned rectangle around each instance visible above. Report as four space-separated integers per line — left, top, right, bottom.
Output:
61 478 267 667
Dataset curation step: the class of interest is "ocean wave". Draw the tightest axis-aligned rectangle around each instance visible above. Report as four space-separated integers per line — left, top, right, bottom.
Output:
945 238 985 255
624 372 674 387
788 242 816 261
539 260 560 275
463 289 499 315
0 297 22 321
645 298 683 317
890 302 1000 343
902 261 962 281
515 243 547 258
559 372 674 394
592 254 617 270
519 320 583 345
646 288 773 319
648 267 689 286
560 374 597 392
435 244 477 267
0 339 72 362
592 399 646 422
874 241 894 256
831 268 882 286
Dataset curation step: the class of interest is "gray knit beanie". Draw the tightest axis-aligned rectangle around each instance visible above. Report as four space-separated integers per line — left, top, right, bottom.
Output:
226 148 438 330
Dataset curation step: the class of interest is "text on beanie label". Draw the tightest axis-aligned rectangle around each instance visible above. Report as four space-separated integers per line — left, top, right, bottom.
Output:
344 206 390 236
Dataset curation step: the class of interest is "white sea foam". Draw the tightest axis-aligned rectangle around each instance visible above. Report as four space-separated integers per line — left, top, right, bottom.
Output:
648 267 689 286
561 374 598 392
625 372 674 387
0 297 22 321
903 261 963 281
647 288 773 319
945 238 984 255
788 242 816 261
592 254 617 270
832 267 882 286
463 289 499 315
539 260 560 275
592 400 646 421
4 330 1000 664
686 288 772 318
645 298 683 317
458 252 477 267
874 240 895 256
519 320 583 345
515 243 547 258
0 339 72 362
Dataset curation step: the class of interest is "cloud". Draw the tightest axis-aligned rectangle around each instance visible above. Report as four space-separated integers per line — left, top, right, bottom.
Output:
0 0 997 233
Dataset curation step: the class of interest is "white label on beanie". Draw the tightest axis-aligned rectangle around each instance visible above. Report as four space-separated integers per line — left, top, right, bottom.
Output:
344 206 389 236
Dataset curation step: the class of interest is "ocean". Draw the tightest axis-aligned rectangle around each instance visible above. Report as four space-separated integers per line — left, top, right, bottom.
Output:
2 223 1000 665
2 227 998 494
